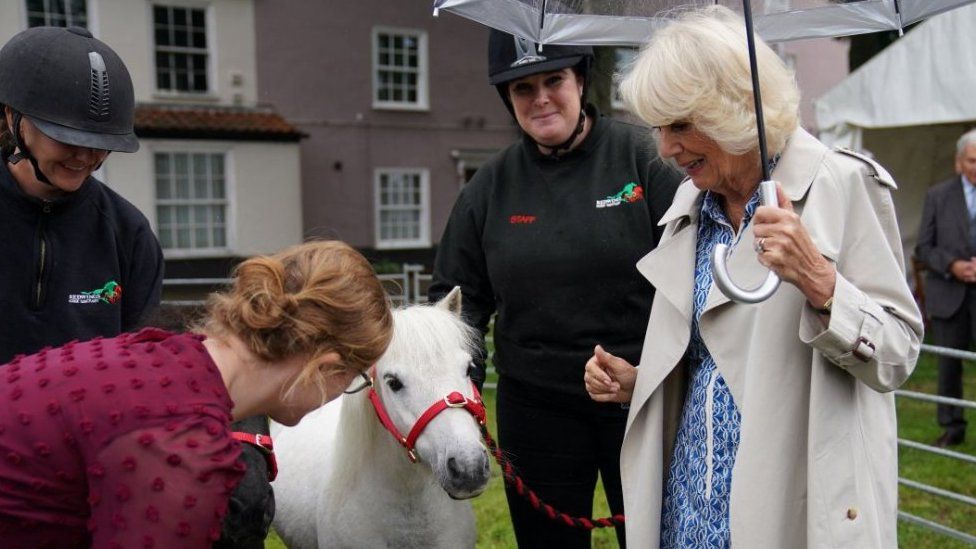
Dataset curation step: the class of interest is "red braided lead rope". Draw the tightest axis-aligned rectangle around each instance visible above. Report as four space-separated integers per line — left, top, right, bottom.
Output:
478 423 626 530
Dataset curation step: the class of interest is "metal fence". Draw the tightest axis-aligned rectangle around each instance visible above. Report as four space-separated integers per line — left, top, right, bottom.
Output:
377 264 431 307
162 269 975 543
896 343 976 545
161 264 434 307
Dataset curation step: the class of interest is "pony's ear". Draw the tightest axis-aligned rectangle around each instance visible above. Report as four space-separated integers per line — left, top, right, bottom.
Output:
435 286 463 317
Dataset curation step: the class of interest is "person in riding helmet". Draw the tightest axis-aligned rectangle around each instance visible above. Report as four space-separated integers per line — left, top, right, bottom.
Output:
0 26 285 549
429 29 682 548
0 25 161 362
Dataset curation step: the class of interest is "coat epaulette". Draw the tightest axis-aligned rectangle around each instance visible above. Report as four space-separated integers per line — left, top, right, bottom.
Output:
833 147 898 189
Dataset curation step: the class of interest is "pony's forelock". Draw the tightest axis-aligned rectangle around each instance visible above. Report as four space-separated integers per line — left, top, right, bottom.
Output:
383 304 479 373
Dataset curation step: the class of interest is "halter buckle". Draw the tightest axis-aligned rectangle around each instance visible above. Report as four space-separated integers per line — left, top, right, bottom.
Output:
445 391 467 408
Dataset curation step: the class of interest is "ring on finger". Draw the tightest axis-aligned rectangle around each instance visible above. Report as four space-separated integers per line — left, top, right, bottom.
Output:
754 237 767 254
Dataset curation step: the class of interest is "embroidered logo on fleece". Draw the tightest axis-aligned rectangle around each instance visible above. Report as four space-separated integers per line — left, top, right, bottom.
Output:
510 215 536 224
68 280 123 304
595 182 644 208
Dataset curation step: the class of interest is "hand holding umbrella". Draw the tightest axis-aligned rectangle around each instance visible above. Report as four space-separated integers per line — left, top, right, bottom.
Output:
752 182 837 312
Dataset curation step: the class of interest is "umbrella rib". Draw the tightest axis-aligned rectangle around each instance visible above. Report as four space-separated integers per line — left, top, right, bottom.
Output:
893 0 905 36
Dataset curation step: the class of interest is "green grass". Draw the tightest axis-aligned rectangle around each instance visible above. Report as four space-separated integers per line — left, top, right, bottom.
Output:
265 531 286 549
267 352 973 548
471 388 621 549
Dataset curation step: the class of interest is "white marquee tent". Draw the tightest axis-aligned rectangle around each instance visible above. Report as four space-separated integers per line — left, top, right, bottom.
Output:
816 2 976 150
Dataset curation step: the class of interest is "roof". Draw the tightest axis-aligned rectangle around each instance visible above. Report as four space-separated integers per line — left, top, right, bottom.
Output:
134 104 305 142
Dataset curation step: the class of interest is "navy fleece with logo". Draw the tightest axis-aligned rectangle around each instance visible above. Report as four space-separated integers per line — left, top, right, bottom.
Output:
430 107 681 396
430 106 680 548
0 154 163 364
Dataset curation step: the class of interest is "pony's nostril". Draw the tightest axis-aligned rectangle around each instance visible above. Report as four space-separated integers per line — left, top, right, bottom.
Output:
448 456 461 478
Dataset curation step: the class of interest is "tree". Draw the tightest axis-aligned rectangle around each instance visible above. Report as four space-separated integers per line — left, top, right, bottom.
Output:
587 46 615 114
846 25 915 72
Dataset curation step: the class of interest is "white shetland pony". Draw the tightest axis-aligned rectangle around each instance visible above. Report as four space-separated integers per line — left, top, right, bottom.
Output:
271 288 491 548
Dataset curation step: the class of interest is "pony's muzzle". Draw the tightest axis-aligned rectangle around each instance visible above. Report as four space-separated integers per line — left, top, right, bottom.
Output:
443 447 491 499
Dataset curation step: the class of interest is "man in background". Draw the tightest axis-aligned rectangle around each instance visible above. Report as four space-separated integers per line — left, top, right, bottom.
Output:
916 128 976 447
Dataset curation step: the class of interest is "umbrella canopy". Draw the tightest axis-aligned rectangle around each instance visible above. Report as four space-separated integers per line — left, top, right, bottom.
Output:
816 2 976 148
433 0 976 46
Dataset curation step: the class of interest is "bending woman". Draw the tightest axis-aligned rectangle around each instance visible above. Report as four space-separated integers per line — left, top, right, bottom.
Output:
0 240 393 547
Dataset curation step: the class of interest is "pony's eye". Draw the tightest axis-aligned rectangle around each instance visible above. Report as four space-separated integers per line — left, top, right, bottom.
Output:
385 375 404 392
466 361 477 378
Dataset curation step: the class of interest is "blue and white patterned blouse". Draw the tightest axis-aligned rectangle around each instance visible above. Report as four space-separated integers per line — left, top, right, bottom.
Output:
660 187 762 549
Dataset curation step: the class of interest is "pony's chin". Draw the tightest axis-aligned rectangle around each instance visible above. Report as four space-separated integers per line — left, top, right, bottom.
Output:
446 486 488 500
438 470 490 500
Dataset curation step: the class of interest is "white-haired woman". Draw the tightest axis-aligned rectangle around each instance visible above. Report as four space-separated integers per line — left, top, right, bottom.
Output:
584 7 922 548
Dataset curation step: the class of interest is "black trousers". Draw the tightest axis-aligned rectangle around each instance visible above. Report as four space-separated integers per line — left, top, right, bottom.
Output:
930 289 976 436
497 376 627 549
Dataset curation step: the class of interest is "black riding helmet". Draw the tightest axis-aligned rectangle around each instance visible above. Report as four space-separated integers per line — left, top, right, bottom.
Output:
0 26 138 183
487 29 593 155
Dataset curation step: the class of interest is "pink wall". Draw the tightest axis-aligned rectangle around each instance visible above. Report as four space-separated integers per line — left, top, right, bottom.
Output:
254 0 516 254
780 37 850 132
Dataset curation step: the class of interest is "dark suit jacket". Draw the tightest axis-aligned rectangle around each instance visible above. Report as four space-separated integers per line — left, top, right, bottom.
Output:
916 175 973 319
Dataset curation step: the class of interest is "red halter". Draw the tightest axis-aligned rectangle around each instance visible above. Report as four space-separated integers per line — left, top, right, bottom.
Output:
231 431 278 481
367 376 486 463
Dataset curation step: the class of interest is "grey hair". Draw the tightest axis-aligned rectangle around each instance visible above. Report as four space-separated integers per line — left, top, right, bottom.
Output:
957 129 976 156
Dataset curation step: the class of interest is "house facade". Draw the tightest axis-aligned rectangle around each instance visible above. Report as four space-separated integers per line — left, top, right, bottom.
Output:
252 0 854 270
1 1 850 283
253 0 517 268
0 0 305 291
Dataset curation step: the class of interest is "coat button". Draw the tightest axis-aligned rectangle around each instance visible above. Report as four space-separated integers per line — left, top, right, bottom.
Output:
847 507 858 520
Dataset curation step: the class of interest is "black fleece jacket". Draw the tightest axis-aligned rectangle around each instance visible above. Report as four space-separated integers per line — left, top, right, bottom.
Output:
429 107 682 396
0 155 164 364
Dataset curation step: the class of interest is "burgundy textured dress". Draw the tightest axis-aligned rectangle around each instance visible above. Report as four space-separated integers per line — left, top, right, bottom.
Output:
0 328 245 548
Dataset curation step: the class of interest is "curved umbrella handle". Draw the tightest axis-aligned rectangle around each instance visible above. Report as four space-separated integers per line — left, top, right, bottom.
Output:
710 180 780 304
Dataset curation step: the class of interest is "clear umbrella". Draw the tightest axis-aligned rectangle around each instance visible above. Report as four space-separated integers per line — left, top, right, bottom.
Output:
433 0 976 303
432 0 974 47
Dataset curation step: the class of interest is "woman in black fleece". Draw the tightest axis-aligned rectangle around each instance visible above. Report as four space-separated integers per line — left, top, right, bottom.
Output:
429 29 682 549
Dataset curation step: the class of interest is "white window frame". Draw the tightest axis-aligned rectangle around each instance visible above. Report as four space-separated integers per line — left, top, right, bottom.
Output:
451 148 497 188
24 0 88 28
612 47 638 111
151 2 213 95
152 146 235 258
374 168 430 249
372 26 429 111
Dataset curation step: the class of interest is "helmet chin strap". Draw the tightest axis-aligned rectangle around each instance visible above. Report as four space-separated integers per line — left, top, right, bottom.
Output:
543 107 586 159
7 111 56 187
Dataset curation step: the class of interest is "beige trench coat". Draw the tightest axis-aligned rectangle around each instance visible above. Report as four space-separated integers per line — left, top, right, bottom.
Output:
621 128 923 548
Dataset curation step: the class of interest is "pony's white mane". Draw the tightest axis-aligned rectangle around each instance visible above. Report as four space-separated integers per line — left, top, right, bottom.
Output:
325 302 479 490
383 303 480 369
